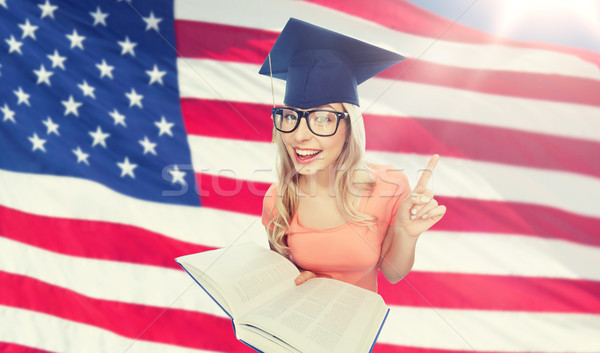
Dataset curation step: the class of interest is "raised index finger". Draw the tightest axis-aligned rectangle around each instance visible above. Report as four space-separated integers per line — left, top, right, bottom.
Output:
413 154 439 193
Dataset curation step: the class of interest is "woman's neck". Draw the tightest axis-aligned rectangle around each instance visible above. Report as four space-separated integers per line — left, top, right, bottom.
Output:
298 167 335 197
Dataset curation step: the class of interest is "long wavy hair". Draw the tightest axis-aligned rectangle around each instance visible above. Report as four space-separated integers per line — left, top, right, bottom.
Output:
267 102 376 256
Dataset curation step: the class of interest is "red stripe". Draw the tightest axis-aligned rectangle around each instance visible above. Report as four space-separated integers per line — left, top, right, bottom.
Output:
3 203 599 313
197 172 270 215
304 0 600 69
378 272 600 314
373 344 524 353
175 20 600 107
0 205 213 270
194 172 600 247
182 99 600 178
0 343 54 353
1 272 593 353
0 271 254 353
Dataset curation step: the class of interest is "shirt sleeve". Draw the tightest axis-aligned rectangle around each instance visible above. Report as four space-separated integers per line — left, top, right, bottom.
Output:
261 183 278 230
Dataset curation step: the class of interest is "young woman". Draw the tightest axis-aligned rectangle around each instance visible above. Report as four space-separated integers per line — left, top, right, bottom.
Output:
259 19 446 293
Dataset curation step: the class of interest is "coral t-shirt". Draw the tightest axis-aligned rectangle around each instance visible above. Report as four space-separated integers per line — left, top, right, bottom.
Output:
261 165 409 292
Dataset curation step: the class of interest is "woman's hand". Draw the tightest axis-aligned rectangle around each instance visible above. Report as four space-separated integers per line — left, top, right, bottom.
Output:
294 270 317 285
395 154 446 237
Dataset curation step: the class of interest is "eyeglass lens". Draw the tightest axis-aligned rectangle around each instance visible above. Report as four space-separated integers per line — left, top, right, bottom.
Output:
273 108 338 136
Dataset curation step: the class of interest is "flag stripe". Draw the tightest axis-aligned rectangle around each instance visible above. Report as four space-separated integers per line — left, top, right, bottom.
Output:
4 208 600 311
178 58 600 143
181 98 600 178
194 170 600 248
3 234 600 351
303 0 600 69
175 20 600 108
0 342 54 353
0 306 218 353
379 306 600 352
0 205 212 270
3 272 600 353
379 272 600 313
188 135 600 221
0 272 248 353
174 0 600 79
0 169 267 249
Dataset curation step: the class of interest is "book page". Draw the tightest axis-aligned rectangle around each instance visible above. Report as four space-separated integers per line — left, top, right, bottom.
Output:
176 243 300 318
239 278 388 353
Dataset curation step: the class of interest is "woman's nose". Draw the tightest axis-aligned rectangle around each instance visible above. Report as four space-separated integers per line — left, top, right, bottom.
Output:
293 117 312 141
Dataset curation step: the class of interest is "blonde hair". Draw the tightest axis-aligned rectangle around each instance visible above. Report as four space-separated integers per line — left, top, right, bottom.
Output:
267 103 376 256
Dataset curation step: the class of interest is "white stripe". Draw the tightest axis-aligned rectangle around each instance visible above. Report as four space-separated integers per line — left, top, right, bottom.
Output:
2 238 600 352
188 135 600 219
177 58 600 143
174 0 600 80
416 232 600 281
379 306 600 352
0 306 219 353
0 168 267 248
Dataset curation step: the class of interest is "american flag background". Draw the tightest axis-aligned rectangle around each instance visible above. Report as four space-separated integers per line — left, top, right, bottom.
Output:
1 0 599 352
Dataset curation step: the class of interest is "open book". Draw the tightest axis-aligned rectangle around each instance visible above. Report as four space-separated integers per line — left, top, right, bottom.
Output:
175 242 389 353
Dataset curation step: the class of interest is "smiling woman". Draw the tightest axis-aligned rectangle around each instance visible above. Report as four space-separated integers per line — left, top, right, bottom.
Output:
258 18 447 293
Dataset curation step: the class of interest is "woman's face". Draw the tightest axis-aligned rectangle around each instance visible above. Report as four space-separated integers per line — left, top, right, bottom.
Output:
280 103 348 176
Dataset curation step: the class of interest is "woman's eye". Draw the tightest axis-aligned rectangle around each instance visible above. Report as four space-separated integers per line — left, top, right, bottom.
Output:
284 114 297 121
314 114 331 123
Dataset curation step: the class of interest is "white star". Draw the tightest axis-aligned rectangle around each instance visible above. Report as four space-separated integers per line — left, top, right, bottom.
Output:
117 157 137 178
168 165 187 185
1 103 16 123
5 35 23 55
14 87 30 106
108 108 126 127
145 64 166 85
142 11 162 31
72 146 90 165
154 116 174 137
66 29 85 50
29 133 47 152
19 19 39 40
138 136 157 155
61 95 82 117
47 49 66 70
42 116 60 135
125 88 143 108
38 0 58 19
117 36 137 56
90 7 108 26
33 64 54 86
96 59 114 79
89 126 110 148
77 80 96 99
0 0 7 9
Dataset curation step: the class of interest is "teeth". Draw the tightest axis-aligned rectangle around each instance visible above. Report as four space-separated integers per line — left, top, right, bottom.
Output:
295 148 320 156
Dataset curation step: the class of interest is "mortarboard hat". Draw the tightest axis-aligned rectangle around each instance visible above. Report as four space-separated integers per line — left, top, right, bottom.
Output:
258 18 405 109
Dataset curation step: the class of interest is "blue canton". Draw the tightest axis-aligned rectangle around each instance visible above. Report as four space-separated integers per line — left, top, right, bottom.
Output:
0 0 200 206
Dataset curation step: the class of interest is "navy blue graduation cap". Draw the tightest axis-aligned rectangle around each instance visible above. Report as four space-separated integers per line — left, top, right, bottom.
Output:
259 18 405 108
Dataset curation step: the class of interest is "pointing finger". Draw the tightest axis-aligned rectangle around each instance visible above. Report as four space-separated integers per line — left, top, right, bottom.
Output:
413 154 439 193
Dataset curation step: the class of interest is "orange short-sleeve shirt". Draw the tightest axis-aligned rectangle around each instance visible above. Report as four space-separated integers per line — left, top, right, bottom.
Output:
261 165 409 292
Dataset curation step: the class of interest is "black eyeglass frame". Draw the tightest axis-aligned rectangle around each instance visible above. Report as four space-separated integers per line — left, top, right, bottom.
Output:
271 107 349 137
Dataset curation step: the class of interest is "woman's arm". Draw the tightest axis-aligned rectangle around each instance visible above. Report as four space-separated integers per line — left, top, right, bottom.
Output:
379 155 446 283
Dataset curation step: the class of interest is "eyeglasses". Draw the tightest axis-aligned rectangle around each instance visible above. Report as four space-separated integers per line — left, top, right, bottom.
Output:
271 107 349 137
